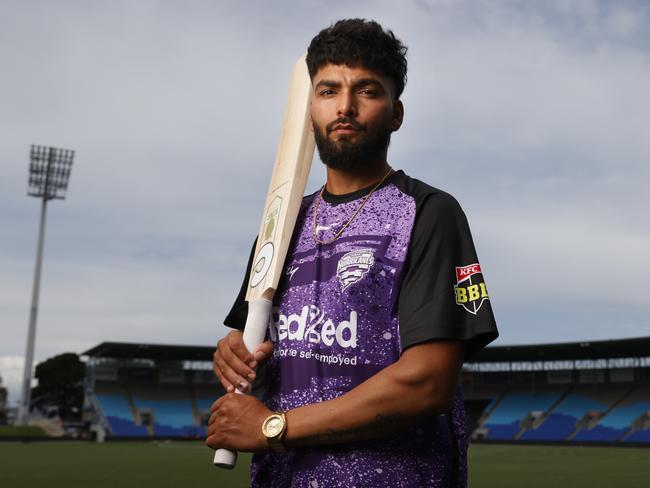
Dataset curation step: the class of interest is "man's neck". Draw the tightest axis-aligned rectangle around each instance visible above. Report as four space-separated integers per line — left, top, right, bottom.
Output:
324 162 392 195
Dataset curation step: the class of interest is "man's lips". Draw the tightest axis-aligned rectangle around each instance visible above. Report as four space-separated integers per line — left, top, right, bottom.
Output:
332 125 358 133
329 125 364 135
326 119 364 134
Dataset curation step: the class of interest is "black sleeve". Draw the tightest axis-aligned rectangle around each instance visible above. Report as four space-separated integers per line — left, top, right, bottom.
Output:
397 192 498 359
223 238 257 330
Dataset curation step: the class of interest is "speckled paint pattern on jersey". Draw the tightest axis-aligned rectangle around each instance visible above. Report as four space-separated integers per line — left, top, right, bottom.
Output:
248 179 468 488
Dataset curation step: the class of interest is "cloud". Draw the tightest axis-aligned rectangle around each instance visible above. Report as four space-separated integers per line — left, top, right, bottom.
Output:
0 356 25 408
1 0 648 386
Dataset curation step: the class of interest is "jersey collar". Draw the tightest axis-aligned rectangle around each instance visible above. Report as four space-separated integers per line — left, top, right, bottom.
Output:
321 169 404 205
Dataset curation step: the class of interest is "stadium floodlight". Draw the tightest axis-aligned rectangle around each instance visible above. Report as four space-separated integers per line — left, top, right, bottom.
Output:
28 145 74 200
17 145 75 426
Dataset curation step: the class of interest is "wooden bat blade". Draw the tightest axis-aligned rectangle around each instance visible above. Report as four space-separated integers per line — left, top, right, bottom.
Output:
246 54 315 302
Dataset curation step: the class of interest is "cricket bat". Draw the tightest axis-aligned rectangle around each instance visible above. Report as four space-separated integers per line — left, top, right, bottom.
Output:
213 54 315 469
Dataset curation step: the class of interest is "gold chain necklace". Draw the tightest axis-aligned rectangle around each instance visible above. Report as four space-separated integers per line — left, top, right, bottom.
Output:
313 167 394 245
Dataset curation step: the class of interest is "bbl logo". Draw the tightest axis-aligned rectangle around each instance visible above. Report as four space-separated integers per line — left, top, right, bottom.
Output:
454 263 489 315
336 248 375 291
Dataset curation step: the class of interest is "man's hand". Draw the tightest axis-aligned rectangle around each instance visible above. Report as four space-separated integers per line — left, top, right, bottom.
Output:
213 330 273 393
205 392 273 452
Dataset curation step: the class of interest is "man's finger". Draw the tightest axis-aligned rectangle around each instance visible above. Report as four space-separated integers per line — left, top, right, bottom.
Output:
253 340 274 364
213 344 233 387
227 331 256 366
213 361 235 393
205 430 220 448
215 356 251 393
221 336 257 381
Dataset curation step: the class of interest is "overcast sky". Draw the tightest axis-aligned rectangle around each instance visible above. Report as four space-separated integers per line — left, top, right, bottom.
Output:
1 0 649 405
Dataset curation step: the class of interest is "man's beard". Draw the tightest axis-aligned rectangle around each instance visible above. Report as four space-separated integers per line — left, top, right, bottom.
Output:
313 116 392 171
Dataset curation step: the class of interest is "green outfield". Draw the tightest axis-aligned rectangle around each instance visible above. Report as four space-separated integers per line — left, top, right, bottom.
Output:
0 441 648 487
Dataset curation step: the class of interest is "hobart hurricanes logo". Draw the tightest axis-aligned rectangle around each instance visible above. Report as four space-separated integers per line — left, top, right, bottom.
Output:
336 248 375 291
454 263 489 315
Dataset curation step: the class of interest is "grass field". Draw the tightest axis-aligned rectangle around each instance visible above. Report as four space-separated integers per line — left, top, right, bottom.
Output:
0 441 648 487
0 426 46 438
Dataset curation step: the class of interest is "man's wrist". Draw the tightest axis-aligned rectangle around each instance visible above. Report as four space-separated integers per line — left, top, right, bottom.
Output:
262 411 287 452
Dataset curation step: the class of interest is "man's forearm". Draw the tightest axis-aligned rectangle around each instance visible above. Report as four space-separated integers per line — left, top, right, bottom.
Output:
283 341 464 448
290 412 404 447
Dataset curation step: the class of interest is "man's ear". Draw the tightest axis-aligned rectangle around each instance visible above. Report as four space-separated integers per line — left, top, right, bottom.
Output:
308 113 315 133
391 100 404 132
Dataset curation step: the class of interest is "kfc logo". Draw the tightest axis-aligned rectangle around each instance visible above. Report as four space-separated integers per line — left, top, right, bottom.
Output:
454 263 489 315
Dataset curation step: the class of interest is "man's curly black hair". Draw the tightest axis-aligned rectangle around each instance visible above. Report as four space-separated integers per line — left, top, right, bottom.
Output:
306 19 408 100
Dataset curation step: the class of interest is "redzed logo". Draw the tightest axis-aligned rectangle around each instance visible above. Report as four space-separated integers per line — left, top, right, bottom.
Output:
456 263 482 283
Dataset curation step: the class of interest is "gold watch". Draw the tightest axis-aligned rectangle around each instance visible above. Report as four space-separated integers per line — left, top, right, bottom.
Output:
262 412 287 452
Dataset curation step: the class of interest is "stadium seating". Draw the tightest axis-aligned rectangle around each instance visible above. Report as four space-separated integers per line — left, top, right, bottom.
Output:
520 392 605 440
92 381 214 438
95 394 148 437
622 387 650 443
195 385 223 437
574 386 650 442
131 385 201 438
483 388 564 440
626 427 650 442
195 396 214 412
136 398 199 437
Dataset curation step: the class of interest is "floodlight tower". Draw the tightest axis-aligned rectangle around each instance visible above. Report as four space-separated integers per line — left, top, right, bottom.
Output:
17 145 74 425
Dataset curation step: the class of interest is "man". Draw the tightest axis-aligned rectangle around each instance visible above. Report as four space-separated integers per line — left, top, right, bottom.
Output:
206 19 498 488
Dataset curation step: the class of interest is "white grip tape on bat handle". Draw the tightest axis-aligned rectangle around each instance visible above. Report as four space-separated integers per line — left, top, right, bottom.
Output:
213 298 272 469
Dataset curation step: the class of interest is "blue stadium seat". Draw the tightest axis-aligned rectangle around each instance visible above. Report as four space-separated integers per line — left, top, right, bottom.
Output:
484 391 561 440
573 424 623 442
133 398 199 438
485 421 520 440
96 394 148 437
574 402 650 442
106 416 149 437
521 413 576 441
521 394 606 441
625 428 650 443
196 397 214 412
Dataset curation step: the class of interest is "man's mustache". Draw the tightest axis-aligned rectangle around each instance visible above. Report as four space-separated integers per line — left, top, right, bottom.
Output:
326 117 366 133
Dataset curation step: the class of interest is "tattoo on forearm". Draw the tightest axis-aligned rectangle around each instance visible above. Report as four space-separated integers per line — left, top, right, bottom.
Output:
302 412 402 445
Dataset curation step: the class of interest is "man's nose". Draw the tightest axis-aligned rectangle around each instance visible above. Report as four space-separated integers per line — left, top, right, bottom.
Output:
337 92 357 118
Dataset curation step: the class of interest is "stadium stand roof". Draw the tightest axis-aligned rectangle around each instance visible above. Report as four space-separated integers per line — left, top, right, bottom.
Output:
471 336 650 363
83 337 650 363
83 342 214 362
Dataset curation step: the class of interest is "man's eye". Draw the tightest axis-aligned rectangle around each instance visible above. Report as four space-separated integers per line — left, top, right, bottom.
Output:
319 89 334 96
360 89 376 96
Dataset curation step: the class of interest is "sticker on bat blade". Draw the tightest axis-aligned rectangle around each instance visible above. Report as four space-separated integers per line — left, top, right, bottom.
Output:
250 196 283 288
453 263 489 315
264 196 282 241
250 242 274 288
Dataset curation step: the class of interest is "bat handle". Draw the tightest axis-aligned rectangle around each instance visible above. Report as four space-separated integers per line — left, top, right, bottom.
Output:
213 298 273 469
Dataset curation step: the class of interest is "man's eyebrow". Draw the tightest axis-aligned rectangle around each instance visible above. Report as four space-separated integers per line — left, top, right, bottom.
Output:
351 78 383 89
314 79 340 90
314 78 384 90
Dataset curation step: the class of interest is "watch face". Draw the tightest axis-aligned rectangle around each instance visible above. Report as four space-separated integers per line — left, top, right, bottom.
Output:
264 415 284 437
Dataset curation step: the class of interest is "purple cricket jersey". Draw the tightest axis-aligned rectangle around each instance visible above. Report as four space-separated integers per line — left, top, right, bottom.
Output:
225 170 498 488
